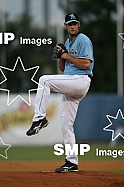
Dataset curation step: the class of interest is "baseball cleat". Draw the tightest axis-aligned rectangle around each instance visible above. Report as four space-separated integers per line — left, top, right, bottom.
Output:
55 160 78 173
26 117 49 136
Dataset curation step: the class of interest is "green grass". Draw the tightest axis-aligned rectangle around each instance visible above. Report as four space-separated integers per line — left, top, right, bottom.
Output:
0 142 123 161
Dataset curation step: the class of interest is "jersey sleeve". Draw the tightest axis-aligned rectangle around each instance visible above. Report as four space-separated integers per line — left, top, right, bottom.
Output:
78 37 94 62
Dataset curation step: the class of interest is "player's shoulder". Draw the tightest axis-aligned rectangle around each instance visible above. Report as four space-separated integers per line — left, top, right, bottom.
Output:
77 33 91 42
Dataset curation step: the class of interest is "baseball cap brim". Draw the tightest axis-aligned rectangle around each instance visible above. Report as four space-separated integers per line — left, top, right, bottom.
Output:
65 20 79 24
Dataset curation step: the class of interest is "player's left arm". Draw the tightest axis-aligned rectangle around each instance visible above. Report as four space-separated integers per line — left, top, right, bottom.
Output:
59 58 65 72
61 38 93 69
61 53 91 69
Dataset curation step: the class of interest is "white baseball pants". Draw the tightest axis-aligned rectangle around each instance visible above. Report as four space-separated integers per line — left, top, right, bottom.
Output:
33 74 91 165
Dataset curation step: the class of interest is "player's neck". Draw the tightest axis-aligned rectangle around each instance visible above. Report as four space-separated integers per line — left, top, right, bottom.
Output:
69 32 80 41
70 35 76 41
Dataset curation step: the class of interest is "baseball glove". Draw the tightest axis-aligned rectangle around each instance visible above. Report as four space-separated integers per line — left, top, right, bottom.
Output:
53 43 68 59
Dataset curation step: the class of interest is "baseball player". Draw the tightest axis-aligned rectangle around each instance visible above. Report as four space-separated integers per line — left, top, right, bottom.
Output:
26 13 94 172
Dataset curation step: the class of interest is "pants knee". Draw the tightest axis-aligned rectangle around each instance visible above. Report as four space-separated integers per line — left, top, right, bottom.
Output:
39 75 50 87
39 75 48 84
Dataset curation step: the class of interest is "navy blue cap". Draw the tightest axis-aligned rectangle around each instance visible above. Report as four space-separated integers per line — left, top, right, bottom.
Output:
65 13 79 24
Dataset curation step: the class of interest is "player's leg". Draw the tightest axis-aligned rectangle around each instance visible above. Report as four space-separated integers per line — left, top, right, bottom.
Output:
26 77 50 136
26 74 90 136
55 77 90 172
61 95 80 165
55 95 80 173
33 74 90 121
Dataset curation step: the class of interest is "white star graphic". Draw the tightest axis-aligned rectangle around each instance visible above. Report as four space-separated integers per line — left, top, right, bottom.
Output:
0 56 43 106
0 68 7 84
103 109 124 141
118 33 124 49
0 137 11 159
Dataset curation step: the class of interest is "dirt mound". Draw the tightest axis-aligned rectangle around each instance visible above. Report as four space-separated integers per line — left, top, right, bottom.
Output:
0 161 124 187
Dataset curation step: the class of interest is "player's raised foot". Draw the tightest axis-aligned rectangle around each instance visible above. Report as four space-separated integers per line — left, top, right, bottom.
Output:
55 160 78 173
26 117 49 136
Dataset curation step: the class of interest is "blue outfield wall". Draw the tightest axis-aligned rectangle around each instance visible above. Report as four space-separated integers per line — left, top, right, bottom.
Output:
74 94 124 141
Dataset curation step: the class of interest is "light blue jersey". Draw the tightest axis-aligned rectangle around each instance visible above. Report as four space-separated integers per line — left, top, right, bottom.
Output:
64 33 94 76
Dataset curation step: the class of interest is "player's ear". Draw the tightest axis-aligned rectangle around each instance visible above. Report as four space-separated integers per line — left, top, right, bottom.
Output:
64 23 67 28
78 22 80 27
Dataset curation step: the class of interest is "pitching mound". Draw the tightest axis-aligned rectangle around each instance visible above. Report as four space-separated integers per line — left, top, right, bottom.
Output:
0 161 124 187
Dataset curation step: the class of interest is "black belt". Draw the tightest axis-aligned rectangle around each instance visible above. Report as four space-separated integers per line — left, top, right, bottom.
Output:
88 75 92 79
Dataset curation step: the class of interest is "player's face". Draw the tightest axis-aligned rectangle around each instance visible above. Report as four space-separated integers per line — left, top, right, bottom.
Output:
64 21 80 38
